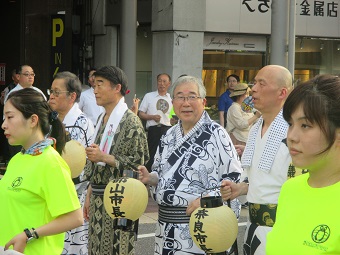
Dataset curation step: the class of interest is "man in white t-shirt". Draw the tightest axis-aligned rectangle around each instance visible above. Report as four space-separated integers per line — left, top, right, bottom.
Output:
3 65 46 158
139 73 172 172
4 65 46 104
78 68 104 126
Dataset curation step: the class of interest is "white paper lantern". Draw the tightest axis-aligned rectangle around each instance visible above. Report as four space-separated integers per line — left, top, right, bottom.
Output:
103 176 148 221
61 140 86 178
189 197 238 253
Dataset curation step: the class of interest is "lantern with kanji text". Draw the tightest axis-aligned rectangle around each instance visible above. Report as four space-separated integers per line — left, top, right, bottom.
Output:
103 169 148 230
189 196 238 255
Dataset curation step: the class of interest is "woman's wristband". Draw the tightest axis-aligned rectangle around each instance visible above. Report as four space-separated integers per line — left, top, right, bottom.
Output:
24 228 39 243
31 227 39 239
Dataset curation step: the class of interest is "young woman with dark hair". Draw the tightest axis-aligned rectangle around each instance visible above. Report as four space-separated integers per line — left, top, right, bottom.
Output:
0 88 83 255
267 74 340 254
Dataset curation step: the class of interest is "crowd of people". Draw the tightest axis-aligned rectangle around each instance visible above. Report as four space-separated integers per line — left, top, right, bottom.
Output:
0 64 339 255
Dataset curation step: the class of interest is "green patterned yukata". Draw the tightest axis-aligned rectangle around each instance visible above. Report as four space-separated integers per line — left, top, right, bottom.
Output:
85 109 149 255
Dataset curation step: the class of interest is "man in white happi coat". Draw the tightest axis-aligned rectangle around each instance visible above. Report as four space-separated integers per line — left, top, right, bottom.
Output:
220 65 300 255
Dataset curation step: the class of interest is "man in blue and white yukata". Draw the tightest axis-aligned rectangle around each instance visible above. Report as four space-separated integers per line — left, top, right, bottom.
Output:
139 75 243 255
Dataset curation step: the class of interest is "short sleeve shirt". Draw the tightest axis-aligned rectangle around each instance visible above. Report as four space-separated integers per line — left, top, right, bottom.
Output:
267 174 340 254
139 91 172 129
218 90 233 112
0 146 80 255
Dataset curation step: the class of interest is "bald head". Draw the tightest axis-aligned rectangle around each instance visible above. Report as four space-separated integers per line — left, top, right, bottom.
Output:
260 65 293 91
252 65 293 117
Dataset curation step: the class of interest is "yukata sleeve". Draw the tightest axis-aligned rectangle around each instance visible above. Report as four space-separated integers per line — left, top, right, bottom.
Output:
82 116 95 146
213 127 244 217
149 149 160 200
83 159 94 180
114 114 149 171
76 115 95 147
216 127 243 183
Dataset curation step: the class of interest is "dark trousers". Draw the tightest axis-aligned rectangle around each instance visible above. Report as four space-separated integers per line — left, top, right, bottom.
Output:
145 125 171 172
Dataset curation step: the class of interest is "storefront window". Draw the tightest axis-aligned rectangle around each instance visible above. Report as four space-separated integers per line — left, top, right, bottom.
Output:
202 50 264 106
295 38 340 85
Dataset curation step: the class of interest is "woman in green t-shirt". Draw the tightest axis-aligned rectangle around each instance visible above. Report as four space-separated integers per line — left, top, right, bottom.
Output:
267 74 340 254
0 88 83 255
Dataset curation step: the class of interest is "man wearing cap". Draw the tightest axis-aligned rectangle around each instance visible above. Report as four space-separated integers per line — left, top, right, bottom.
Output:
227 83 261 146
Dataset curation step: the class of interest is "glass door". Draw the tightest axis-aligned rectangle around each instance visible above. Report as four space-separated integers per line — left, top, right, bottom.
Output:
202 51 265 106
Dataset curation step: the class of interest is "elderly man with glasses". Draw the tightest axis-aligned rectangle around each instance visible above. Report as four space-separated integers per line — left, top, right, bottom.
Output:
138 75 243 255
48 71 95 255
3 65 46 104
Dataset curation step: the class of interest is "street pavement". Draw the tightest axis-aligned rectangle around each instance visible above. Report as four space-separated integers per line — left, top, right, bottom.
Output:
136 196 248 255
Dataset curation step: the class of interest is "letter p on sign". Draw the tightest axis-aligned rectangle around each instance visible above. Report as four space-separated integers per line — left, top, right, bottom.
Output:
52 18 64 47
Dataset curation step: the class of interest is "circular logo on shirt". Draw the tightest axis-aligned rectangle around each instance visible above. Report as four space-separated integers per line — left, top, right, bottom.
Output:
156 99 169 114
12 177 23 188
311 225 330 243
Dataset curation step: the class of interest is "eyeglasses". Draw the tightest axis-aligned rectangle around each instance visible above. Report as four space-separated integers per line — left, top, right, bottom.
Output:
173 95 202 102
20 73 35 77
47 89 70 97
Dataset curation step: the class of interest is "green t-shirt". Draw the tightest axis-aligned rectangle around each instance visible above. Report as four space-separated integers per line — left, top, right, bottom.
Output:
168 106 175 119
267 174 340 255
0 146 80 255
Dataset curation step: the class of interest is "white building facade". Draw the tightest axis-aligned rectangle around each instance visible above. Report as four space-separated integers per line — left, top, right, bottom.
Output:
94 0 340 103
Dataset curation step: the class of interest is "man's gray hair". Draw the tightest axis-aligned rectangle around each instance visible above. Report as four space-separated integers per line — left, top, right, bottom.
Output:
53 71 82 102
169 75 206 98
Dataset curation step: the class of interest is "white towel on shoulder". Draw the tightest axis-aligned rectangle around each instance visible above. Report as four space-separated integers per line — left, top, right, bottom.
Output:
241 110 288 173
